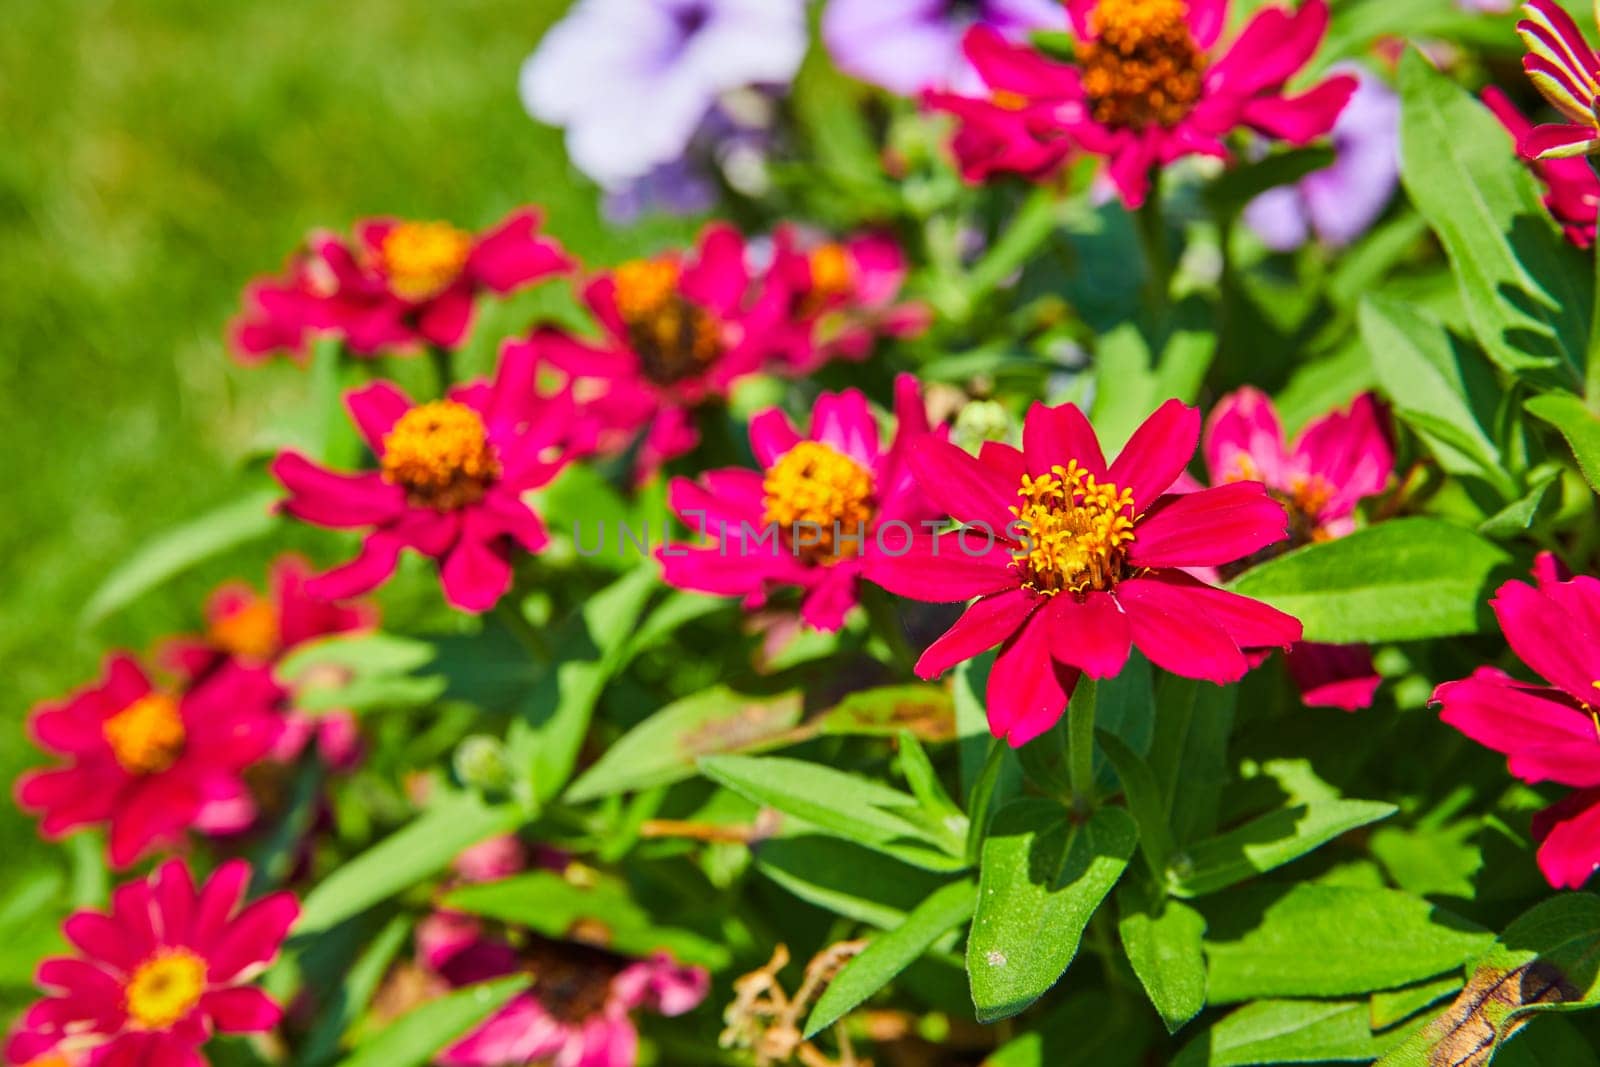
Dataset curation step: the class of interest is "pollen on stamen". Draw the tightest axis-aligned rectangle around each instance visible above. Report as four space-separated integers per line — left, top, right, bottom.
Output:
1079 0 1206 130
380 400 500 511
103 693 186 776
1009 461 1137 595
613 258 724 384
380 221 473 302
761 441 876 562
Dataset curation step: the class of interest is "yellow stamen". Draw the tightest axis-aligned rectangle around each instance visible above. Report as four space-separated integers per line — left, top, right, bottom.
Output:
762 442 876 562
1080 0 1205 130
103 694 185 776
612 258 723 385
1010 462 1137 595
380 400 500 511
991 89 1030 111
808 244 855 302
208 596 280 661
124 949 207 1030
380 221 473 302
1288 473 1334 519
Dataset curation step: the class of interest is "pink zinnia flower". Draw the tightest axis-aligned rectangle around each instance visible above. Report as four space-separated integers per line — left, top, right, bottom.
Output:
1483 86 1600 247
659 375 941 632
270 340 573 613
1434 554 1600 889
161 555 377 769
4 860 297 1067
532 223 772 480
757 227 930 374
301 209 571 357
927 0 1356 207
17 656 282 868
227 249 334 365
869 399 1302 746
420 925 708 1067
1199 387 1394 710
1512 0 1600 158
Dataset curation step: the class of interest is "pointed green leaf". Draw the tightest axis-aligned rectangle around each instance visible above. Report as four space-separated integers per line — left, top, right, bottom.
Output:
1527 392 1600 493
1173 999 1381 1066
335 976 528 1067
967 800 1136 1021
1118 894 1207 1033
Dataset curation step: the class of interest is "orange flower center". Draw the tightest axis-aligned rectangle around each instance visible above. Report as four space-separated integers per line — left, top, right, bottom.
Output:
808 244 855 301
991 89 1030 111
1079 0 1205 130
124 948 207 1030
23 1054 71 1067
380 400 500 510
1010 463 1137 595
380 221 473 302
762 442 876 563
209 595 281 660
103 694 186 775
612 258 723 386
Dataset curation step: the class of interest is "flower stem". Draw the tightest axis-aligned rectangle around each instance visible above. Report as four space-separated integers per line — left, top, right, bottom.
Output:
1135 183 1172 312
964 185 1062 310
1067 677 1098 814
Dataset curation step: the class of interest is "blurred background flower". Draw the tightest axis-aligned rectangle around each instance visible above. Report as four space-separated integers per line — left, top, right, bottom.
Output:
1243 64 1401 251
520 0 806 217
823 0 1068 95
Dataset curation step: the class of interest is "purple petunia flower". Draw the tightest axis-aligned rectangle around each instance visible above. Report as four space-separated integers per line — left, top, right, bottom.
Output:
823 0 1068 95
521 0 806 189
1244 64 1401 251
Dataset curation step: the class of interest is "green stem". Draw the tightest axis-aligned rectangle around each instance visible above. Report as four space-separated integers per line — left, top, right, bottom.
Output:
1068 677 1098 815
495 596 550 662
965 185 1062 306
1135 181 1172 313
863 586 918 675
429 345 453 399
1587 232 1600 411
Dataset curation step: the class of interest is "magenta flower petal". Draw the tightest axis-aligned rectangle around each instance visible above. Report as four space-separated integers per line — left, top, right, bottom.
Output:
987 608 1078 746
1285 642 1381 711
270 453 407 528
867 532 1017 603
749 408 802 467
1204 386 1288 485
208 894 299 983
1491 579 1600 705
1023 401 1107 478
1126 482 1288 568
1043 591 1132 679
201 987 284 1034
1117 578 1249 683
907 435 1017 531
1435 668 1600 787
916 588 1034 679
439 534 515 615
345 381 413 454
1108 399 1201 510
1533 788 1600 888
1134 570 1300 650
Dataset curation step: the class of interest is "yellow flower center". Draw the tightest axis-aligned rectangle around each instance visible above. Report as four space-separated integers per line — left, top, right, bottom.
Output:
808 244 855 301
380 400 500 511
1287 473 1333 520
991 89 1030 111
1079 0 1205 130
208 595 281 661
762 442 876 563
103 694 186 776
380 221 473 302
23 1055 70 1067
613 258 723 386
1010 463 1137 595
124 949 207 1031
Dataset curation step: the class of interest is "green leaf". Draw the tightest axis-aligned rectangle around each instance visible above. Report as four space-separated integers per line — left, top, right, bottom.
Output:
967 800 1137 1022
1360 296 1514 494
1205 146 1337 216
444 870 728 970
803 879 977 1038
1147 676 1234 846
815 684 956 741
754 835 957 928
1398 49 1590 385
1173 999 1381 1066
508 564 659 803
1378 894 1600 1066
1527 392 1600 493
1227 518 1512 643
1118 894 1207 1033
276 633 446 713
985 990 1151 1067
296 794 522 937
564 687 804 801
1170 760 1396 897
1097 729 1175 877
1369 974 1463 1031
1089 312 1217 454
301 914 412 1066
1204 884 1493 1003
82 487 282 624
334 976 528 1067
700 754 966 871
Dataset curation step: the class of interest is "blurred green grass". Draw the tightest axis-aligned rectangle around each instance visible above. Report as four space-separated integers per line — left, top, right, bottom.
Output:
0 0 691 880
